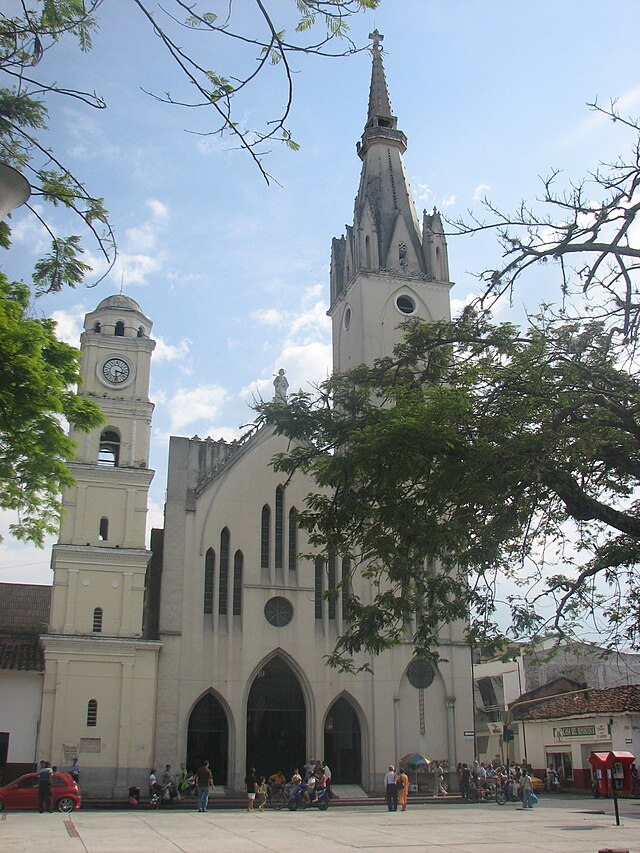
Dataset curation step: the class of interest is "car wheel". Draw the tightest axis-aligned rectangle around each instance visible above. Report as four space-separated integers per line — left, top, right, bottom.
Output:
57 797 75 813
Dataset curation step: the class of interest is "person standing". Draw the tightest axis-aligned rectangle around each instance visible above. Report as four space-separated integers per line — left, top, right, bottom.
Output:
521 768 533 809
433 762 447 797
323 760 333 799
384 764 398 812
396 766 409 811
245 767 258 812
195 759 214 812
38 761 53 813
69 758 80 785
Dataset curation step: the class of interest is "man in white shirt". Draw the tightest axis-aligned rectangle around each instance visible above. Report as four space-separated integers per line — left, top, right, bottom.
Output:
384 765 398 811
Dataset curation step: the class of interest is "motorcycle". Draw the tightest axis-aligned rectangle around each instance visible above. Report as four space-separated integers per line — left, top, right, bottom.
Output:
288 782 330 811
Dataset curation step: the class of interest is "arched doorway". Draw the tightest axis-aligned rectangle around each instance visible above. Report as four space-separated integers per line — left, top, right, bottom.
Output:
324 696 362 784
246 656 305 778
187 693 229 784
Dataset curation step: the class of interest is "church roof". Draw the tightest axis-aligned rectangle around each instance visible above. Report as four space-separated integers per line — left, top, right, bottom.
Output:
0 583 50 672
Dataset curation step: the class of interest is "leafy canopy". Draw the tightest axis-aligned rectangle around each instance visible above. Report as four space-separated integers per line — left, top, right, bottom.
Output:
0 272 103 545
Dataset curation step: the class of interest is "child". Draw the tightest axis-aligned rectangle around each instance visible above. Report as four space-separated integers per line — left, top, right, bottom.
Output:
257 776 267 812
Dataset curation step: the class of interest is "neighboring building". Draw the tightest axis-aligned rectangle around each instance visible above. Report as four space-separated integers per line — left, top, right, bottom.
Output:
474 642 640 769
27 35 474 797
522 684 640 788
0 583 50 782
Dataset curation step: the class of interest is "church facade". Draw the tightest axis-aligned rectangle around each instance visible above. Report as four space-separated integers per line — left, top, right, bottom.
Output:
37 38 474 796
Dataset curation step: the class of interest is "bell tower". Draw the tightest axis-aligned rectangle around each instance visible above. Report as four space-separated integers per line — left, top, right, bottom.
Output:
328 30 453 373
39 294 161 797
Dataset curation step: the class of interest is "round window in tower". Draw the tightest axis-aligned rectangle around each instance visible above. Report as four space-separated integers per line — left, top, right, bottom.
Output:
343 305 352 330
395 294 416 315
406 658 435 689
264 596 294 627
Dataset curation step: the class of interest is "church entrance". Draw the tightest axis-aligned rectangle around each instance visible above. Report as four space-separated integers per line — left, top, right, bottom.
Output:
187 693 229 784
246 656 305 779
324 696 362 784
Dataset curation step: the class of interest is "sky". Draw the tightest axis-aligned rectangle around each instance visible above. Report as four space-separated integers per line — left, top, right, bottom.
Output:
2 0 640 588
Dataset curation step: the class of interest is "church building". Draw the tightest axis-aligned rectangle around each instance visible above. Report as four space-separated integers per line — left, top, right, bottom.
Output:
36 35 474 796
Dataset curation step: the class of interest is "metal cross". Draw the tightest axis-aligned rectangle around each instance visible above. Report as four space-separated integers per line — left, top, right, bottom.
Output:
368 29 384 50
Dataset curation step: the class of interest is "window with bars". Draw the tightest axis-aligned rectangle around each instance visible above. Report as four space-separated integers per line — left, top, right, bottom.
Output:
261 505 270 569
288 507 297 572
92 607 103 633
327 553 336 620
275 486 284 569
232 551 243 616
219 529 229 615
87 699 98 727
314 557 323 620
204 548 215 614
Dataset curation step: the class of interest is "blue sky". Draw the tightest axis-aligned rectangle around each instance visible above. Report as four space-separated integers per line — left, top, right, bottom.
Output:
3 0 640 586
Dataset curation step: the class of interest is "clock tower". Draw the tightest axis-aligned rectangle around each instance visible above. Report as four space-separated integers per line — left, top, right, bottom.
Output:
38 294 161 797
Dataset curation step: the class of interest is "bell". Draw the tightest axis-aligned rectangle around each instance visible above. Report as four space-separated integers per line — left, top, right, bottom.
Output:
0 163 31 218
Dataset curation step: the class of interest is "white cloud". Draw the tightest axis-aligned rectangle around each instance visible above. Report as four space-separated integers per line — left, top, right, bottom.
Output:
50 305 86 345
441 194 457 208
153 335 191 363
473 184 491 202
9 205 50 254
146 199 169 220
414 181 433 203
167 384 230 432
252 307 284 326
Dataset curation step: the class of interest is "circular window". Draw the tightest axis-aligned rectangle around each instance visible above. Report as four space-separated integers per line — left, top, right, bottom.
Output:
406 658 435 689
264 597 293 627
396 294 416 315
343 305 352 330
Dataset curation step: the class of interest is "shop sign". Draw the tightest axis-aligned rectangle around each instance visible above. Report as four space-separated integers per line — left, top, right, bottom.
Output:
553 725 596 738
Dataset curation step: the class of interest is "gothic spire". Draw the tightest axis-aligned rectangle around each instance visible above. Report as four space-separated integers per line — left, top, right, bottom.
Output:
357 29 407 159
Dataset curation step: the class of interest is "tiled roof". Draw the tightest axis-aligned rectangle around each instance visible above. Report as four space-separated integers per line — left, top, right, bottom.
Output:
524 684 640 719
0 583 51 633
0 636 45 671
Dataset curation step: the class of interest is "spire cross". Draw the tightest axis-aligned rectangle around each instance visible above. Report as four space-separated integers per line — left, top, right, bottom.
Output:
368 29 384 51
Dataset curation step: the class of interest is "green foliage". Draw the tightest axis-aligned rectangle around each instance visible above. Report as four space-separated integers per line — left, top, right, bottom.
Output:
0 272 104 545
258 310 640 667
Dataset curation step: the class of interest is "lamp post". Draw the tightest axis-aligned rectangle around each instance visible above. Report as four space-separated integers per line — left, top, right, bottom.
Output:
0 163 31 218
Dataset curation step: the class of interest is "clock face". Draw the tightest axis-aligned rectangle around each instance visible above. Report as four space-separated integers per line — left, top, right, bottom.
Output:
102 357 131 384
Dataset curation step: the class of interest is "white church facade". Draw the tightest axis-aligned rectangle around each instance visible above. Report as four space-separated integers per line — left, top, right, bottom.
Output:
35 36 474 797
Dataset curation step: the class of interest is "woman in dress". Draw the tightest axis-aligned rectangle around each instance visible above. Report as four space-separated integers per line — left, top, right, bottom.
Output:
396 766 409 811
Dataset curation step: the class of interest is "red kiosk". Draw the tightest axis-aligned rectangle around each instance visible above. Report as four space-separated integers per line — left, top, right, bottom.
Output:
588 751 635 797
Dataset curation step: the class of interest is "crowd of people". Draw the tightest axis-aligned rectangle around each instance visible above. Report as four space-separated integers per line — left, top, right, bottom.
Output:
457 760 539 806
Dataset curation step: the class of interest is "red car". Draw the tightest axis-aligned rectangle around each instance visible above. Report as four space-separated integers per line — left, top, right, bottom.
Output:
0 772 81 812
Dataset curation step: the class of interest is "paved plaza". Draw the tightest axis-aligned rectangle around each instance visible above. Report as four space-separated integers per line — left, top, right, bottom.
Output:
1 796 640 853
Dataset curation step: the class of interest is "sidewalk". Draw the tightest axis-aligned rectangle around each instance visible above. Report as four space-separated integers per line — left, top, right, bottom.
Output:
2 797 640 852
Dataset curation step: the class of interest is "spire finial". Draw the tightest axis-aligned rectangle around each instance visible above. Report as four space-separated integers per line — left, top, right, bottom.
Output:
368 29 384 51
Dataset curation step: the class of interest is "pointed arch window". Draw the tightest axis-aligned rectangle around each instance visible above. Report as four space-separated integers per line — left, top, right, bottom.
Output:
341 558 351 622
204 548 215 614
219 528 229 615
365 234 371 268
275 486 284 569
288 507 298 572
92 607 103 633
232 550 243 616
328 553 336 620
314 557 324 620
261 505 270 569
98 429 120 467
87 699 98 727
114 320 125 336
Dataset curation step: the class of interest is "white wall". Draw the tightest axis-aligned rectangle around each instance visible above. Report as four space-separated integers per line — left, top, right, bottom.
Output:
0 671 42 762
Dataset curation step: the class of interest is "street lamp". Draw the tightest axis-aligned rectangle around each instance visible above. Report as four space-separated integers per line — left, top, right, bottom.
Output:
0 163 31 218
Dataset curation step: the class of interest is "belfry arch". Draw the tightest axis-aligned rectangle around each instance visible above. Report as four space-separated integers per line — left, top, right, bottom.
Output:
187 692 229 784
324 694 363 784
246 654 306 778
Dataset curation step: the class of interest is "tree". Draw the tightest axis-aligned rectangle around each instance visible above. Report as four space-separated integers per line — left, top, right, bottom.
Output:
258 310 640 668
448 101 640 351
1 0 380 292
0 272 103 545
